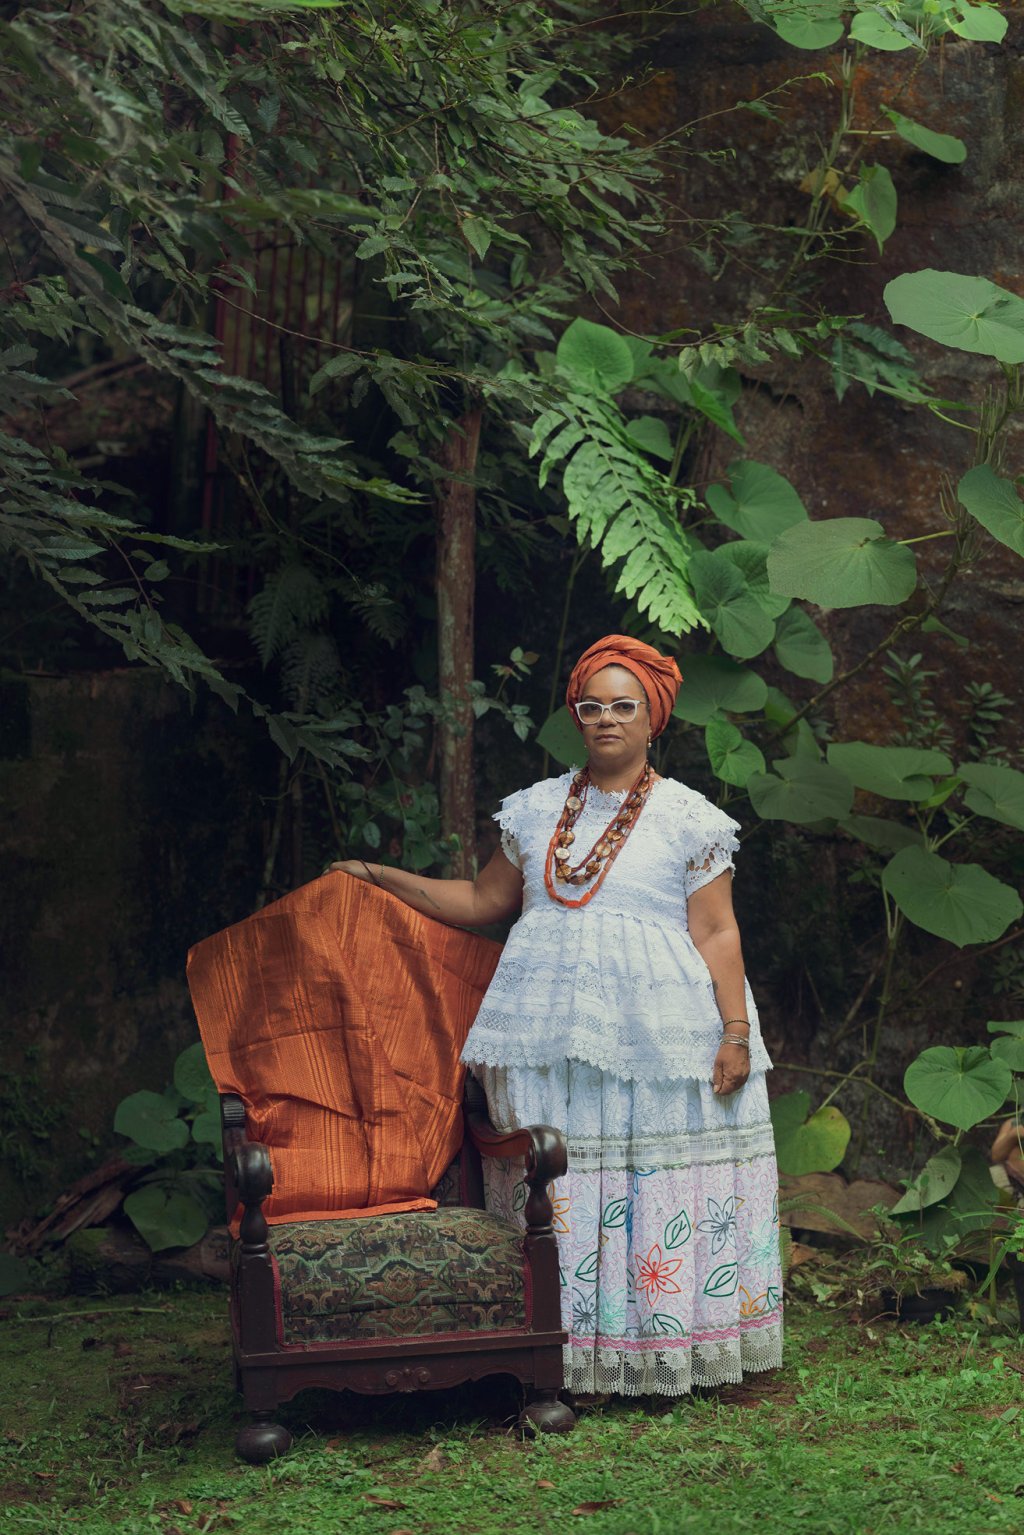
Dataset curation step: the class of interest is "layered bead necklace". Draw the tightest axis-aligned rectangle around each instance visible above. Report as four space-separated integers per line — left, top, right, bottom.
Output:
544 761 655 909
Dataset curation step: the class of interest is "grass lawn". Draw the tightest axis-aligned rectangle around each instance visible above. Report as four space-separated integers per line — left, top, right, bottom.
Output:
1 1286 1022 1535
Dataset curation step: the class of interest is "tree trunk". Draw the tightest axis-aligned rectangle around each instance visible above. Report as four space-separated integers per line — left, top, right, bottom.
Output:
435 406 482 879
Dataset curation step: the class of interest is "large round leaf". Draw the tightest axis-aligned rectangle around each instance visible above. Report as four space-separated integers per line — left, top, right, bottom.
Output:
881 107 966 165
773 7 844 48
990 1034 1024 1072
882 846 1022 946
174 1041 215 1105
672 655 767 726
114 1090 189 1154
987 1019 1024 1039
890 1146 963 1214
773 606 833 682
123 1185 210 1252
826 742 954 801
537 706 585 768
956 464 1024 557
884 271 1024 363
689 549 776 659
767 518 917 608
705 461 808 541
904 1046 1012 1130
555 317 634 394
958 761 1024 830
626 415 673 461
716 541 790 618
840 814 923 853
949 1 1007 42
705 715 766 787
763 687 820 760
747 758 854 823
849 9 916 48
914 1147 1000 1250
773 1101 851 1176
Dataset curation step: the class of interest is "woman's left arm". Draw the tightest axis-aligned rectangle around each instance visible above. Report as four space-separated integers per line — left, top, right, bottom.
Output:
687 872 751 1097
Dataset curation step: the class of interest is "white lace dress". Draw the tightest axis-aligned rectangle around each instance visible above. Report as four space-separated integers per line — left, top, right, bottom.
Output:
461 772 783 1397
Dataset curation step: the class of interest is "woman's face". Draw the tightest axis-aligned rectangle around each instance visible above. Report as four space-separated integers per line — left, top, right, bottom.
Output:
577 664 651 773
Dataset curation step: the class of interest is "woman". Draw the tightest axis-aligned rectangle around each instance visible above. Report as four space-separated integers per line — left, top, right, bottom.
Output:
333 634 782 1399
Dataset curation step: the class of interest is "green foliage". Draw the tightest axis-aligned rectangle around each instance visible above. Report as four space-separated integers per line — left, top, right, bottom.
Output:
957 465 1024 558
770 1090 852 1174
113 1044 222 1253
903 1045 1013 1131
881 108 966 164
885 271 1024 363
881 848 1022 947
766 518 918 608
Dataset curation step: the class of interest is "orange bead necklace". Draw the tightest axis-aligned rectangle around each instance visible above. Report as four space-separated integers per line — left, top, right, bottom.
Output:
544 762 654 909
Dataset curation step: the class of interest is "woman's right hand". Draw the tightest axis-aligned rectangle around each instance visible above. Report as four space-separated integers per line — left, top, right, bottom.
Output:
328 859 377 881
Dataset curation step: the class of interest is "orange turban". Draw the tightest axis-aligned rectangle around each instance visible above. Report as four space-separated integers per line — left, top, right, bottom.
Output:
566 634 683 740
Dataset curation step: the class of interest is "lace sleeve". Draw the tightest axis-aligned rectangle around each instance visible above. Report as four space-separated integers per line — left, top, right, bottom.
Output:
492 786 530 871
682 799 741 899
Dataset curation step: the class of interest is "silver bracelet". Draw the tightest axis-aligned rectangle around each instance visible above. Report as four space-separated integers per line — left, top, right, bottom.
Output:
721 1034 750 1050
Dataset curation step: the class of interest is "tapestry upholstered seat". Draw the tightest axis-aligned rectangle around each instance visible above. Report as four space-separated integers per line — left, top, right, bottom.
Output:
223 1080 575 1462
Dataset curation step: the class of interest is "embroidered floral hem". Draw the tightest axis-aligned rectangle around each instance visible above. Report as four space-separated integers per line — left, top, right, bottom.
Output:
478 1060 784 1398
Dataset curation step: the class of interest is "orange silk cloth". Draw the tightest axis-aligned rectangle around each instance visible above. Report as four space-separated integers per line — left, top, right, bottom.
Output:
186 874 501 1225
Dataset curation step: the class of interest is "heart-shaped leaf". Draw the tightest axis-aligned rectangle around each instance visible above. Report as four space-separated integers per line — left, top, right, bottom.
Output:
913 1146 1000 1249
689 549 776 659
706 461 808 541
672 655 767 725
987 1019 1024 1039
774 1103 851 1176
885 270 1024 363
904 1046 1013 1130
123 1185 210 1252
881 107 966 165
767 518 917 608
773 4 845 48
826 742 954 801
173 1041 215 1105
956 465 1024 557
556 317 634 393
114 1091 189 1155
842 164 897 252
747 759 854 823
890 1146 963 1214
717 540 790 618
958 761 1024 830
839 814 922 853
705 715 766 787
949 0 1007 42
626 415 674 461
882 847 1022 946
849 9 918 49
773 606 834 682
990 1035 1024 1072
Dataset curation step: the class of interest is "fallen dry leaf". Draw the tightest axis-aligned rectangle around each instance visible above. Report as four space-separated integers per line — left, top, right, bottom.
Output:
33 1472 56 1481
364 1495 405 1511
984 1494 1004 1504
949 1462 965 1475
114 1342 133 1358
418 1445 447 1474
174 1500 193 1515
572 1500 621 1515
788 1242 818 1268
536 1479 555 1489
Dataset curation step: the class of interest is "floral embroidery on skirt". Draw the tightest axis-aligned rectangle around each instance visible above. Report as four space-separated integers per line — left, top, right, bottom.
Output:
477 1060 783 1397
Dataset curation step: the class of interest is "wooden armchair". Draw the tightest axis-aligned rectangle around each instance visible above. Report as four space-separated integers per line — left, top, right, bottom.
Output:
222 1075 575 1462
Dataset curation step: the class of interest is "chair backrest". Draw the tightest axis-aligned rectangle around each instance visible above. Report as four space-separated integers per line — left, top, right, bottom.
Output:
188 875 500 1223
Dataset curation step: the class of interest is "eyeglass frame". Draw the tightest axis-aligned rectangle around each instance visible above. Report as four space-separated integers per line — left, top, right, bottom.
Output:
572 698 647 725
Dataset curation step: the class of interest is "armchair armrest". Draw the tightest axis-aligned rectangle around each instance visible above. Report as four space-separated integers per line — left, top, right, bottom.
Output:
463 1075 567 1239
220 1095 274 1245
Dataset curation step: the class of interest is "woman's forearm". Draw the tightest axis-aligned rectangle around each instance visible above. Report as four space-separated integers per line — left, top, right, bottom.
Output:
332 846 523 928
691 925 750 1030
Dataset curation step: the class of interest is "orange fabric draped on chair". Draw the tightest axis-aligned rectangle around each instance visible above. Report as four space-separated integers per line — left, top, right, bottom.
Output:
186 874 501 1225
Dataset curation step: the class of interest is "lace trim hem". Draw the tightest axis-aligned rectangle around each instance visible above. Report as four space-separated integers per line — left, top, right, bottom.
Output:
564 1319 784 1396
463 1040 774 1080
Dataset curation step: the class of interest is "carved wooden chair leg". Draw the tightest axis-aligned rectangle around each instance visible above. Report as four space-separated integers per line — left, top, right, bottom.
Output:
520 1388 576 1435
236 1412 293 1464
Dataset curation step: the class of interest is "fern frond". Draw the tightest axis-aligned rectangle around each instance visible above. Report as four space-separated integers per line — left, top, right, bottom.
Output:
247 562 328 667
530 394 705 636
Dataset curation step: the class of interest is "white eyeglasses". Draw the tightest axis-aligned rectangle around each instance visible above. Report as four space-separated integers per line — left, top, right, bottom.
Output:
573 698 644 725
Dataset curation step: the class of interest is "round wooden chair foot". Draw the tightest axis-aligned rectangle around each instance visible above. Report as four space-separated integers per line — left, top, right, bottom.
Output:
236 1416 292 1463
521 1391 576 1435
